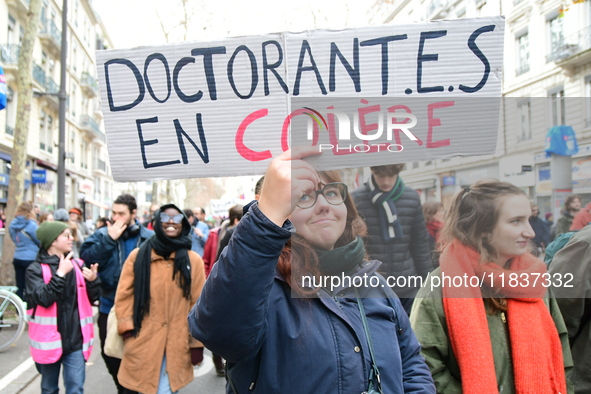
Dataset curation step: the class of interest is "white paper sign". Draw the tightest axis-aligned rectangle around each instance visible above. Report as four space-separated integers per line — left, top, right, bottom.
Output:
96 17 505 181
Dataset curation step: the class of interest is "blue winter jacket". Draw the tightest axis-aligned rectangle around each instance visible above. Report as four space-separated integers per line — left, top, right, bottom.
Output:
189 203 435 393
80 222 153 313
9 216 40 260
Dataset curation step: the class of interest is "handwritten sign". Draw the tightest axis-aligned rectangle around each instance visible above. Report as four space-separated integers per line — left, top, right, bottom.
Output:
96 17 505 181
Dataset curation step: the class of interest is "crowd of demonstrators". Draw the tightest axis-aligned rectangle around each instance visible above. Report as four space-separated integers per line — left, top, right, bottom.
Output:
189 148 435 393
351 164 432 315
38 212 54 224
569 200 591 231
114 204 206 393
555 195 581 236
422 201 445 270
183 208 209 257
529 203 552 254
25 221 101 394
142 204 160 231
410 181 572 393
543 212 555 241
193 207 213 230
80 194 153 394
9 202 41 300
12 165 591 393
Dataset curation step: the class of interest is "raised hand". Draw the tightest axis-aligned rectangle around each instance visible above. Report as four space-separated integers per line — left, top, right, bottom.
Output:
82 263 99 282
107 218 128 241
258 146 321 226
56 251 75 277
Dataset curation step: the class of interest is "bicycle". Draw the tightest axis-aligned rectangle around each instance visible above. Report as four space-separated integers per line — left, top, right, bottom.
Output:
0 286 27 352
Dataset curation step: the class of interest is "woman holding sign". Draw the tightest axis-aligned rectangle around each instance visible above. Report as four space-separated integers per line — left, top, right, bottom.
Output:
410 180 573 393
189 148 435 393
115 204 205 394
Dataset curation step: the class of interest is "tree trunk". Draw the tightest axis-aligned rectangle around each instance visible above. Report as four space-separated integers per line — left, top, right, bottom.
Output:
0 0 42 286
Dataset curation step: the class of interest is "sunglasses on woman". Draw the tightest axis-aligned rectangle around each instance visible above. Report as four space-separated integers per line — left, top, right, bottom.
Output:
160 212 184 224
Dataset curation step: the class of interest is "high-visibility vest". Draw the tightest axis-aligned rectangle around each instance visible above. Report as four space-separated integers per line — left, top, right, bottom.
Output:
27 259 95 364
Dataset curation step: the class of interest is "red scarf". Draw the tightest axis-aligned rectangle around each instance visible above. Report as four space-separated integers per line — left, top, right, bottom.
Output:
440 239 566 394
426 220 443 243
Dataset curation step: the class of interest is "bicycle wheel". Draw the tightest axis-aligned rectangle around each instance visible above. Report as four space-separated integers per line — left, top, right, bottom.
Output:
0 290 27 352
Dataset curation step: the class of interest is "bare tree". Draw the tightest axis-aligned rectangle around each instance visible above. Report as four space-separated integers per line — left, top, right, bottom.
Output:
0 0 43 285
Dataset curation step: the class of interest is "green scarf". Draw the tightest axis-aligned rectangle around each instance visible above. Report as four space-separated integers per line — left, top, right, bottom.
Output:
316 236 365 276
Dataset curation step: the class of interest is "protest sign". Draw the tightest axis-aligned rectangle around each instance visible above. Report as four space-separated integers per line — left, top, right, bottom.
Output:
96 17 504 181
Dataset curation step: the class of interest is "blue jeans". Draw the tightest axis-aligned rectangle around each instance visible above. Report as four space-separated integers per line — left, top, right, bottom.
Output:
155 355 177 394
35 350 86 394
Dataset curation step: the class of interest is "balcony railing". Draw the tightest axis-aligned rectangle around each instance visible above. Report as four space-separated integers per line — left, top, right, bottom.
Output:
32 63 47 87
80 115 106 143
80 72 99 97
80 114 100 134
552 26 591 63
0 44 20 66
39 19 62 51
46 78 59 95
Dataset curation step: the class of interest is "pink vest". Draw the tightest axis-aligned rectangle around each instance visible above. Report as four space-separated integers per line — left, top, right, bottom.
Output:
27 259 95 364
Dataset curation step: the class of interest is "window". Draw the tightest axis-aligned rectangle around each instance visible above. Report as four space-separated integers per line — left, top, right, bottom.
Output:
547 14 564 62
80 139 88 169
516 33 529 75
70 87 77 117
518 100 532 141
72 42 78 72
39 111 54 153
549 88 565 126
586 76 591 127
7 14 16 44
5 87 15 136
69 130 76 164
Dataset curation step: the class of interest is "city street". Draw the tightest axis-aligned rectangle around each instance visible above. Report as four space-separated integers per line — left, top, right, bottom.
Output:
0 315 226 393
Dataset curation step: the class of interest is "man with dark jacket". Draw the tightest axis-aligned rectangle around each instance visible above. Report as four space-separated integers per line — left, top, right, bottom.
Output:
80 194 153 394
352 164 431 315
549 224 591 394
529 204 551 251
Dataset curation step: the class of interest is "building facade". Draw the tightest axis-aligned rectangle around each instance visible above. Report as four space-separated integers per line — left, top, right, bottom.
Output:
370 0 591 218
0 0 113 219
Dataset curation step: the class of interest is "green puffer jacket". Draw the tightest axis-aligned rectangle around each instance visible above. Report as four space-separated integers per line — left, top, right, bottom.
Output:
410 268 574 394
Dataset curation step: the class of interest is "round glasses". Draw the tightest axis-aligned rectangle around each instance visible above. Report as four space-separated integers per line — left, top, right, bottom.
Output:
296 182 348 209
160 212 184 224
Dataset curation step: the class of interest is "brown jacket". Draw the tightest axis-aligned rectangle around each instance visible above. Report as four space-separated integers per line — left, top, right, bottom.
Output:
115 248 205 394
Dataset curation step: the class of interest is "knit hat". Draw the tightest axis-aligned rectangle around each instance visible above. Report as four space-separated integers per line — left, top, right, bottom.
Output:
53 208 69 222
36 221 69 250
545 212 553 220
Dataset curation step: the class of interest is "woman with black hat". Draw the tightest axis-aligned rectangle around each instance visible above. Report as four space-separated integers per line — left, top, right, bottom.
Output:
114 204 206 394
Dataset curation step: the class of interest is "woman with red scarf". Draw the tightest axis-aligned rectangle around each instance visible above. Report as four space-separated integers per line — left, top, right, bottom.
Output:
410 180 573 393
423 201 444 270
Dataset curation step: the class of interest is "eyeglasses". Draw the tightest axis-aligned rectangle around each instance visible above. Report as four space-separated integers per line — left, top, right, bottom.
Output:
160 212 184 224
296 182 348 209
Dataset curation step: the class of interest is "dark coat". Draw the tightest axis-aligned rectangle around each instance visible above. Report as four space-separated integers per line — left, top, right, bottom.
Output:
550 224 591 394
26 250 101 355
530 216 551 248
79 223 153 311
189 203 435 393
351 183 432 298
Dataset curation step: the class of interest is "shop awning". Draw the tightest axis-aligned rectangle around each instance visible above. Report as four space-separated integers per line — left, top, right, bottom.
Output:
36 159 58 171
